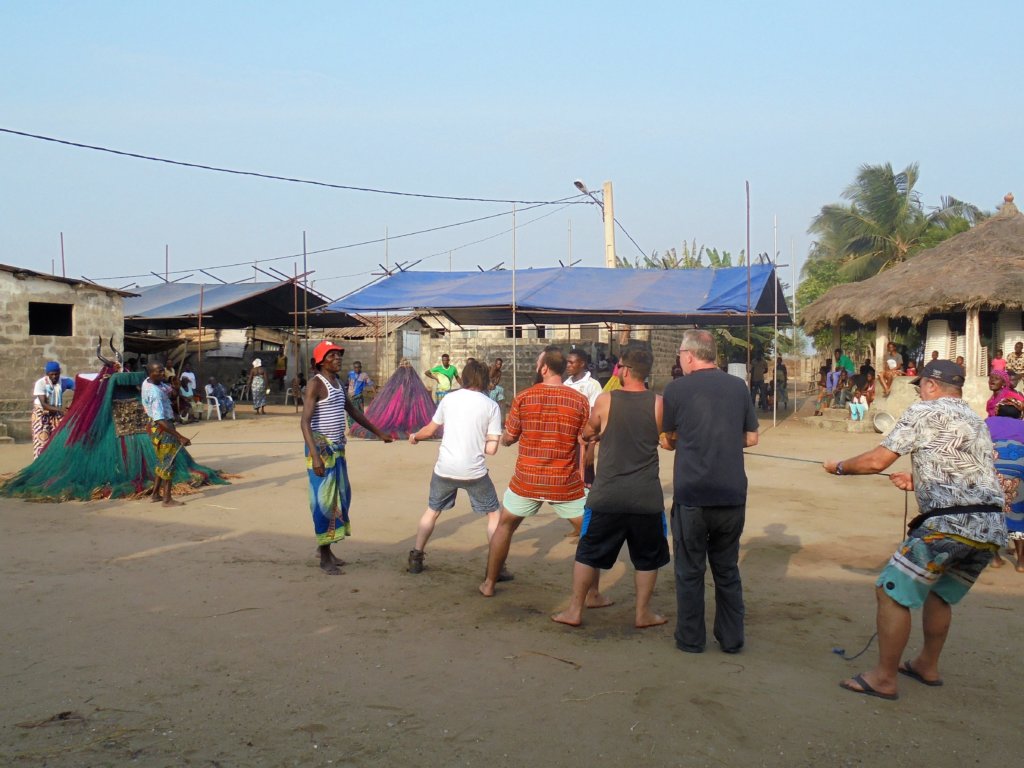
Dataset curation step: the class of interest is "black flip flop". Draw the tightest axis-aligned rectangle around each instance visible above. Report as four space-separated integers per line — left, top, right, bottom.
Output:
898 661 943 687
839 673 899 701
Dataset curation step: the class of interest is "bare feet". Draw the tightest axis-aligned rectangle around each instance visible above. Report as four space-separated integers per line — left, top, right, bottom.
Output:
585 593 615 609
312 549 346 567
1016 559 1024 573
320 561 342 575
551 610 582 627
635 612 668 629
478 580 495 597
990 553 1005 568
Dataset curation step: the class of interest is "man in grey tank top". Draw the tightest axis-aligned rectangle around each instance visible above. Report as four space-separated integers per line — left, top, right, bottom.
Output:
552 347 670 629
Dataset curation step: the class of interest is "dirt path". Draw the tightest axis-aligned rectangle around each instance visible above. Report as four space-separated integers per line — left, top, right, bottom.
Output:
1 406 1020 766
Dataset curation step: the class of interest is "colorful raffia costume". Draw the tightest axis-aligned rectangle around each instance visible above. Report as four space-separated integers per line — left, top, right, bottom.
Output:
306 372 352 545
1 367 227 501
349 360 435 440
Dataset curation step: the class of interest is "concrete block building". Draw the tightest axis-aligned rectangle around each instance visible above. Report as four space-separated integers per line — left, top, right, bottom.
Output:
0 264 130 440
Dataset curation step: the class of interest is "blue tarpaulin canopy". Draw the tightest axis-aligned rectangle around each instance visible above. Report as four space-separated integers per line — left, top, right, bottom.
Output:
125 281 359 330
323 265 790 327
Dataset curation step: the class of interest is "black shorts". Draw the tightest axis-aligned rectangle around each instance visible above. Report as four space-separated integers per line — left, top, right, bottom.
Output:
575 508 670 571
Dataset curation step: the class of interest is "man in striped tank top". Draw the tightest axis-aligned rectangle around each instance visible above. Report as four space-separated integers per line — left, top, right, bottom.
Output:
301 341 393 575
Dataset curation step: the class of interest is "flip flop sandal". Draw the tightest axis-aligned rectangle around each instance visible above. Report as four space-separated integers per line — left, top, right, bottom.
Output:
839 673 898 701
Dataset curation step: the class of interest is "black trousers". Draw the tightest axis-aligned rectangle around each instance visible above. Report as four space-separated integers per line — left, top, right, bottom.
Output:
670 502 745 653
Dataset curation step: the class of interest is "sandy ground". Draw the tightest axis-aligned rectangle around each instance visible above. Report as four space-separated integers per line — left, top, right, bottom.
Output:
1 399 1022 767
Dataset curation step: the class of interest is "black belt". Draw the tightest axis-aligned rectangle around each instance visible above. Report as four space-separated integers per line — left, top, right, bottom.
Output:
907 504 1001 534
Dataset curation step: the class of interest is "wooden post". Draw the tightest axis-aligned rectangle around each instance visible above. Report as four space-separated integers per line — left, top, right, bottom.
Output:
965 308 981 377
874 317 889 366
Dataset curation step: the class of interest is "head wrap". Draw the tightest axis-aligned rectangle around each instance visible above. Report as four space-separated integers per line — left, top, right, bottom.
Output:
991 369 1011 386
44 361 61 374
252 359 262 368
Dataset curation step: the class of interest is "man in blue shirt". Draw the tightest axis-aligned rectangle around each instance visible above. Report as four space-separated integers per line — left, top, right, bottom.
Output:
346 361 375 411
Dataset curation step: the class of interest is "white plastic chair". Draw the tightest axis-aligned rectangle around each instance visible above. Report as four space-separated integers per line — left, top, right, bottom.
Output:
205 390 236 421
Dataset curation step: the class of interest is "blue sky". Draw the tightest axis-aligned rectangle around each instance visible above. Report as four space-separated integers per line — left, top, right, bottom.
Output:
2 1 1019 298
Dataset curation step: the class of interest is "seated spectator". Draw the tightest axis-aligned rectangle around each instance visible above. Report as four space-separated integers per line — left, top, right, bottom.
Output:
859 359 875 377
848 388 869 421
879 358 901 396
166 372 194 424
206 377 235 417
861 371 876 405
814 365 831 416
825 366 844 394
1011 370 1023 393
883 341 903 370
905 359 918 377
833 370 853 408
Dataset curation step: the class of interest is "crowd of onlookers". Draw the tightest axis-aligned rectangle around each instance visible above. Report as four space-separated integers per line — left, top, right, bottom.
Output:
812 340 1024 422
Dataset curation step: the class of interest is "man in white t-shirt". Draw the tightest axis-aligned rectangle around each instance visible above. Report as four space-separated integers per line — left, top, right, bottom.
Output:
565 348 603 489
564 349 603 407
407 360 502 575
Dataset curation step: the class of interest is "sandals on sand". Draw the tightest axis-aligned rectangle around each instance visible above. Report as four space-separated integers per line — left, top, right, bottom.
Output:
839 673 899 701
898 661 943 687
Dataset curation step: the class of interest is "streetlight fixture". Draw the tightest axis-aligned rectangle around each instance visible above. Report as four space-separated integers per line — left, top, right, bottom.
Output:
573 179 617 268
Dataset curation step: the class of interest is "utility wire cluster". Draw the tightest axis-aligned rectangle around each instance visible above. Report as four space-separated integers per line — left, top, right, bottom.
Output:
2 126 647 283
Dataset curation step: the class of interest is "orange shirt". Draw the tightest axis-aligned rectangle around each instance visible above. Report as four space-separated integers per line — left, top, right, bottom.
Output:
505 383 589 501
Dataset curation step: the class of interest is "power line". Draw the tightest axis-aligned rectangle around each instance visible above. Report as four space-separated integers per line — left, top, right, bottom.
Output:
614 217 648 258
314 201 577 284
0 126 592 206
94 196 583 280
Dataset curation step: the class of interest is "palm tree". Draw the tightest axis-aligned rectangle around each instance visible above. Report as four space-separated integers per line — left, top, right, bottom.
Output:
809 163 929 279
808 163 988 281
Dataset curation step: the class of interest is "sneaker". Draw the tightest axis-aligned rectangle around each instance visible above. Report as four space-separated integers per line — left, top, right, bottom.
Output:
407 549 424 574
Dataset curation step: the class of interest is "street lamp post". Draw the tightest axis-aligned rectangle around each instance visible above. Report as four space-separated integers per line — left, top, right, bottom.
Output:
573 179 617 268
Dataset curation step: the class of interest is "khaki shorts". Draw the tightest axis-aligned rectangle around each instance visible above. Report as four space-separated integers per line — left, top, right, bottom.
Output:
503 488 586 519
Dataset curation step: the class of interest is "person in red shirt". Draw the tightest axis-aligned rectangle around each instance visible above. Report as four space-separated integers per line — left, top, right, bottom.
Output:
479 346 608 607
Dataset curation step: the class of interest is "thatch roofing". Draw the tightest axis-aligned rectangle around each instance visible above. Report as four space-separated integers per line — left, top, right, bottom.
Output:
801 194 1024 332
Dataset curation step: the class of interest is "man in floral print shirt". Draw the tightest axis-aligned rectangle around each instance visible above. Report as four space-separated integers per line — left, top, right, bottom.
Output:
822 359 1005 701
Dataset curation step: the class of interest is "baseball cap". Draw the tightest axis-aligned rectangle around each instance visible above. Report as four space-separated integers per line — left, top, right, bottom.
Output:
911 359 965 387
312 341 344 365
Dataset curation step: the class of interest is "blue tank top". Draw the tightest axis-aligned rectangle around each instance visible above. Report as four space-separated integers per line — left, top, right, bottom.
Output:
310 373 347 443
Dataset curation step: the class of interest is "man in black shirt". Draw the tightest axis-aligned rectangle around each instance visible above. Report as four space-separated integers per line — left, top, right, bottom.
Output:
663 330 759 654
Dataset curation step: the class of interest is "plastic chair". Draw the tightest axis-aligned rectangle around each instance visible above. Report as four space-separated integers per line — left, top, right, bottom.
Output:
205 394 236 421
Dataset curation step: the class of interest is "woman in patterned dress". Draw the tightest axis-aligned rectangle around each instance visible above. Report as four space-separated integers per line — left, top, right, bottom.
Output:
247 358 268 415
987 399 1024 571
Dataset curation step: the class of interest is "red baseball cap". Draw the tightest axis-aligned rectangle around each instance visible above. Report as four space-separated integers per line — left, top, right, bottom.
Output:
312 341 345 365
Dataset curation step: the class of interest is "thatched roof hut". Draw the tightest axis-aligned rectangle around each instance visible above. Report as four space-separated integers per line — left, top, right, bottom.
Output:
801 194 1024 333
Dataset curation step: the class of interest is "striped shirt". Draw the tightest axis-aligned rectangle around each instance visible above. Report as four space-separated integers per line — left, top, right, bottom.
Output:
505 383 589 501
310 373 347 443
